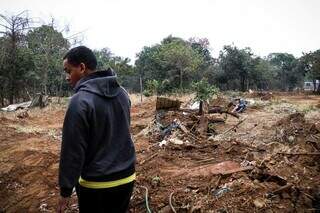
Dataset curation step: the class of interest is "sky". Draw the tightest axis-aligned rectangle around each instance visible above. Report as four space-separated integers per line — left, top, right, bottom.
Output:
1 0 319 62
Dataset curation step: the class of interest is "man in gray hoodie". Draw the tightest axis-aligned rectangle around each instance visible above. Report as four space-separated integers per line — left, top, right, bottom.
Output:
57 46 136 213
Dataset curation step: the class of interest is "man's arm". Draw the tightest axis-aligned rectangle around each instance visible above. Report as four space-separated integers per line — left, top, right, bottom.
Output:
59 95 89 197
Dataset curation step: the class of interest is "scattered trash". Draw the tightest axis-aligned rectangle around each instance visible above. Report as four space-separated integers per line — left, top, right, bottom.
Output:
1 93 49 112
190 101 200 110
159 140 168 147
169 138 184 145
240 160 256 167
39 203 48 212
1 101 31 112
213 186 231 198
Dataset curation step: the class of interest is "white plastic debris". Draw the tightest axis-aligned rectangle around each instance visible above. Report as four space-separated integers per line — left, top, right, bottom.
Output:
190 101 200 110
169 138 184 145
159 140 168 147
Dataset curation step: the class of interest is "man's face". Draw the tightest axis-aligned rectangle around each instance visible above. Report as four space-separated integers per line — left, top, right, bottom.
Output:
63 59 86 88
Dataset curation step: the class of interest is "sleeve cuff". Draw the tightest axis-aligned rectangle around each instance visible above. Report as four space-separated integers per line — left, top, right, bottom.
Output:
60 187 73 197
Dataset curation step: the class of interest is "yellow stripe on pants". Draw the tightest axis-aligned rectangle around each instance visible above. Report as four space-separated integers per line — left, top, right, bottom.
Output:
79 173 136 189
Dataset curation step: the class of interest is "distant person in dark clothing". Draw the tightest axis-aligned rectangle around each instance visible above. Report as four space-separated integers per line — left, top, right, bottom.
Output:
57 46 136 213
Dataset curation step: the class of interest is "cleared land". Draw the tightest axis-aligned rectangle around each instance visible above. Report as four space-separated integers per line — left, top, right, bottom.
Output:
0 92 320 212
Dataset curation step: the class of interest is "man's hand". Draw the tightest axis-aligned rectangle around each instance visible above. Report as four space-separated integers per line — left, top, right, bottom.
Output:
57 196 70 213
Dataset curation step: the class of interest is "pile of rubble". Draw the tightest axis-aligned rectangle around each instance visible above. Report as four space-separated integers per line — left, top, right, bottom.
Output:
130 96 320 212
137 97 241 147
274 112 320 153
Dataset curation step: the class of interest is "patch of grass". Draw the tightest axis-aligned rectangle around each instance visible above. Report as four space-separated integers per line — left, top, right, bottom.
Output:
9 124 44 134
299 105 319 114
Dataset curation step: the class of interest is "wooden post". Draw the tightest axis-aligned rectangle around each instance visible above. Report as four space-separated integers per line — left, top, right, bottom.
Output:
139 75 143 103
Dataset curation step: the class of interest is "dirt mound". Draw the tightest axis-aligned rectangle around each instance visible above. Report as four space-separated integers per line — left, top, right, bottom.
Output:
209 96 230 106
276 112 306 127
275 113 319 143
246 91 274 100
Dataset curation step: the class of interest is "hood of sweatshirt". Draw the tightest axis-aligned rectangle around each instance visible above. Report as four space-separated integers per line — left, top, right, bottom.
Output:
74 68 120 98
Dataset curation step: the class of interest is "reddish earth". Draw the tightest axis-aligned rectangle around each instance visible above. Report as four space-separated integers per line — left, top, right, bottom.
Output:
0 93 320 212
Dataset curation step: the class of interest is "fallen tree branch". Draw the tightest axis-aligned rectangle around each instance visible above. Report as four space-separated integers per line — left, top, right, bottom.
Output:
221 118 247 135
208 107 240 118
139 153 158 165
269 183 293 195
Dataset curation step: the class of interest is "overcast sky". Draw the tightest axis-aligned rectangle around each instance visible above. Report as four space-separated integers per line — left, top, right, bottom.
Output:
1 0 319 62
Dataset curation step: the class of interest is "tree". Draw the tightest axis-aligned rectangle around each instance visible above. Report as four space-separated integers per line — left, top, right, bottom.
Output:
188 37 215 81
250 57 275 90
299 50 320 92
94 48 135 90
159 39 203 90
192 78 218 114
27 24 69 96
135 35 204 93
218 45 254 91
0 11 32 104
268 53 300 91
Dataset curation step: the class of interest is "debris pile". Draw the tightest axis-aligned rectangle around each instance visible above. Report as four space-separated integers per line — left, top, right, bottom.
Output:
1 93 49 112
139 96 241 148
275 113 320 152
130 96 320 212
1 93 320 212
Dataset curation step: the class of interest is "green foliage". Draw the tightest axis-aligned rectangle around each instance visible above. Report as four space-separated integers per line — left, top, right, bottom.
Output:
27 25 70 96
135 35 206 93
1 12 319 106
192 78 218 102
94 48 135 90
267 53 302 91
144 79 170 96
300 50 320 91
218 45 254 91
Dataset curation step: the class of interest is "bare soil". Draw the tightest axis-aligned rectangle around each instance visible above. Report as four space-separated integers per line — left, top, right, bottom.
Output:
0 93 320 212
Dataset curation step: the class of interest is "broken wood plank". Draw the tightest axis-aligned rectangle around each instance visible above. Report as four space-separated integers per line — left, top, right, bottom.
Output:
219 166 254 175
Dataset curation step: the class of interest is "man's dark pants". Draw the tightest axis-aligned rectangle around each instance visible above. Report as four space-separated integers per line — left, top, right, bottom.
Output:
75 182 134 213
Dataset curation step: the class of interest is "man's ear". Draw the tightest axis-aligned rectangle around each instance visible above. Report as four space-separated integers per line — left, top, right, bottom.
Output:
79 63 86 74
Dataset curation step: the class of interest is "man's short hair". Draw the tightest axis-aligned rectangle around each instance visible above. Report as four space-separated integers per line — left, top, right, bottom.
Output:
63 46 97 70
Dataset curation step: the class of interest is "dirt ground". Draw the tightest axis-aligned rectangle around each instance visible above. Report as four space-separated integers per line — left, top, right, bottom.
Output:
0 93 320 212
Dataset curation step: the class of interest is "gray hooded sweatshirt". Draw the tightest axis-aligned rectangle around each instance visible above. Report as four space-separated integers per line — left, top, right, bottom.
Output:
59 68 136 197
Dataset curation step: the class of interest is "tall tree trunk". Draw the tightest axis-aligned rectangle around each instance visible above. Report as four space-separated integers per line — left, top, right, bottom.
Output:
240 76 246 92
